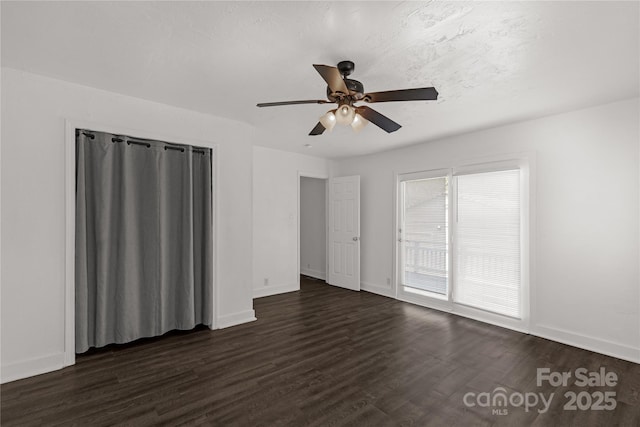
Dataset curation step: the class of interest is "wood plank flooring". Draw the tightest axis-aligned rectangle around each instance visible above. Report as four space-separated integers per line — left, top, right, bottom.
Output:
2 276 640 426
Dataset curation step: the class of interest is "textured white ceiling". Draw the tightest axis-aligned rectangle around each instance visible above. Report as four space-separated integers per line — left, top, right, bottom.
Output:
2 1 638 159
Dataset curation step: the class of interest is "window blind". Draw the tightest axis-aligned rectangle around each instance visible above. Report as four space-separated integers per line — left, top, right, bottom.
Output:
402 177 448 295
453 169 521 318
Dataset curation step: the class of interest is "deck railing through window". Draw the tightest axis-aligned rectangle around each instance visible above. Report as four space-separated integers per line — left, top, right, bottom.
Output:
403 238 447 295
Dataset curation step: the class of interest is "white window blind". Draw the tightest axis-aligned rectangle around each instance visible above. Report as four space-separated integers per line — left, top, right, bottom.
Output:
454 169 521 318
402 177 448 295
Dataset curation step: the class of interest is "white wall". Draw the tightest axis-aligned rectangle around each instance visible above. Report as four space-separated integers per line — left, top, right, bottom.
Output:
334 98 640 363
1 68 256 382
252 146 330 298
300 177 326 280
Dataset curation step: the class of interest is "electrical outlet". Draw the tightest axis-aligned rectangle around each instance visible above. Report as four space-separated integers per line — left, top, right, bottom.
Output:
264 278 269 286
386 277 391 285
307 263 310 269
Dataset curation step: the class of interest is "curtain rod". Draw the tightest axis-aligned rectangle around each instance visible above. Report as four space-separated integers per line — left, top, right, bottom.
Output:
78 130 209 155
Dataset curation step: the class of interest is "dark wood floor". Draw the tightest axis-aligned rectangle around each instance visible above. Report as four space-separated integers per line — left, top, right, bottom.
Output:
2 276 639 426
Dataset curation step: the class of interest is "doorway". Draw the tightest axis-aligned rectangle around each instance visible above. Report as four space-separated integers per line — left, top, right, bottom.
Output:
299 176 327 282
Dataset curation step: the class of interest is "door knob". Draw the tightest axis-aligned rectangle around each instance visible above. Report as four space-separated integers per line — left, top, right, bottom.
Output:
353 237 359 241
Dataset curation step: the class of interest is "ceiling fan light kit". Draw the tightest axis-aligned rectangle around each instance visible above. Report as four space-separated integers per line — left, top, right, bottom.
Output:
318 105 368 133
319 110 337 132
257 60 438 136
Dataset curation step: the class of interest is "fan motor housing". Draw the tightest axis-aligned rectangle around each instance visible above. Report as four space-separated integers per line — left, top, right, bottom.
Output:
345 78 364 94
326 78 364 101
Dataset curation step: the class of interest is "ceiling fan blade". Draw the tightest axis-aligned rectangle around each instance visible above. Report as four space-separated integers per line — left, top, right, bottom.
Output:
313 64 349 95
363 87 438 103
309 122 326 136
356 105 401 133
257 99 329 107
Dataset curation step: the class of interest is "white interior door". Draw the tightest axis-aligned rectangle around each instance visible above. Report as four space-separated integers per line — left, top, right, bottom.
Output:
328 175 360 291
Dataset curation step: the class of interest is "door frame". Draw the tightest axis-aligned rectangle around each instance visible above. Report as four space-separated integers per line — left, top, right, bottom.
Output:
297 171 329 289
395 169 453 310
64 119 220 367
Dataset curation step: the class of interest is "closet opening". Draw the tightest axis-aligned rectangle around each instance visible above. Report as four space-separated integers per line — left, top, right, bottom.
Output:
65 123 218 364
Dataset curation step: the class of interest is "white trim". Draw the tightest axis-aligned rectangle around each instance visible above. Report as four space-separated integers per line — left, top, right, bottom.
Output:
453 302 529 333
1 353 65 384
397 292 453 316
451 151 536 173
527 154 538 339
397 168 450 182
64 119 220 367
361 282 395 298
533 324 640 364
212 140 220 330
253 283 300 299
300 268 326 281
217 310 257 329
391 171 399 298
297 171 329 290
453 160 525 176
448 171 456 304
367 283 637 363
0 44 3 387
398 292 530 334
64 120 76 367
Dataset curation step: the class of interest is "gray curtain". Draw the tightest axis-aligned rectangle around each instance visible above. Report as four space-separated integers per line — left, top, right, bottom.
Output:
75 130 213 353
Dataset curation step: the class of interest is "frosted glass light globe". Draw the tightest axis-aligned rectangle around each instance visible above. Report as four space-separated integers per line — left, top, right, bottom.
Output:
351 113 368 132
335 104 355 125
319 110 336 131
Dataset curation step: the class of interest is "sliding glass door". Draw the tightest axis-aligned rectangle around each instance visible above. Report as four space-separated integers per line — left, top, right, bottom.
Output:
397 162 527 326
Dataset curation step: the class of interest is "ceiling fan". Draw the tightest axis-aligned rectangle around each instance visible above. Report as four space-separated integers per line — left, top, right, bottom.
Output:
257 60 438 135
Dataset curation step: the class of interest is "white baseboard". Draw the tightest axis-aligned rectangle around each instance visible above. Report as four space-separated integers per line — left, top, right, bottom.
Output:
253 283 299 299
533 324 640 364
361 281 395 298
217 309 257 329
362 280 639 364
300 268 326 281
1 352 65 384
2 311 258 383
